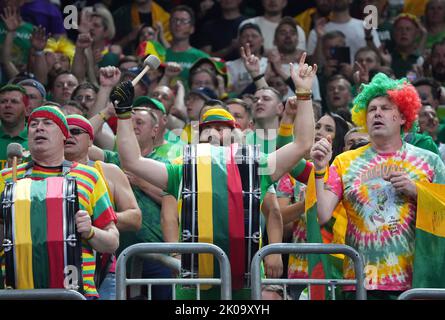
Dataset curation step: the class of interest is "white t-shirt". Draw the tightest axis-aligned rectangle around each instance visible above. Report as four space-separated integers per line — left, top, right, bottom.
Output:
226 57 269 95
307 18 381 62
242 16 307 52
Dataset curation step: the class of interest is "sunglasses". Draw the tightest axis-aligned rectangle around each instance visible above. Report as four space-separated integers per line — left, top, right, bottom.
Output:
69 128 88 136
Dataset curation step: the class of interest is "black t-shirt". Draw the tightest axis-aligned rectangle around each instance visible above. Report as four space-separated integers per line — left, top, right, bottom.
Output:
199 16 247 60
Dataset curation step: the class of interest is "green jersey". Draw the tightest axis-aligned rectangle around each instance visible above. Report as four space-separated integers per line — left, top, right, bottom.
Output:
103 150 170 254
0 125 28 170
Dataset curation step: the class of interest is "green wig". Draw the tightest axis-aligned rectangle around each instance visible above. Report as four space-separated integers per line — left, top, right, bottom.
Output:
351 73 421 132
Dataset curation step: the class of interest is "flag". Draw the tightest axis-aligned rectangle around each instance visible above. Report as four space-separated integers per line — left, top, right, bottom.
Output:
413 181 445 288
195 144 246 290
305 168 333 300
136 40 166 62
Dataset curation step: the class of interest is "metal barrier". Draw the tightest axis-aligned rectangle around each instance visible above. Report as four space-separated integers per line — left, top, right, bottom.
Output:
398 289 445 300
251 243 367 300
0 289 86 300
116 242 232 300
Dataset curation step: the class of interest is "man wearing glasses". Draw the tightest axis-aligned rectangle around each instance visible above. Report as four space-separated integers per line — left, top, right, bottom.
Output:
64 114 141 300
165 5 210 85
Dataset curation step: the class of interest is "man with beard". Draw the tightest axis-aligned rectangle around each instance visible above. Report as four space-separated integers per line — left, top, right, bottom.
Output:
268 17 322 101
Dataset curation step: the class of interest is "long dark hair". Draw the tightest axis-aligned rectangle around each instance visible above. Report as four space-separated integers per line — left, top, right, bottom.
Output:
324 112 350 163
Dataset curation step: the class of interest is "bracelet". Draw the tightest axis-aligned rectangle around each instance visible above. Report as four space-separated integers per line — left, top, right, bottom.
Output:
117 111 132 120
99 111 108 122
253 73 264 82
295 88 312 100
315 168 327 179
315 168 326 179
296 94 312 101
85 228 95 241
33 50 45 56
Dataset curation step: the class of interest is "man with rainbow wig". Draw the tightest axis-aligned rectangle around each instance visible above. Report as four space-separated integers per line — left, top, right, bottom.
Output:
311 73 445 300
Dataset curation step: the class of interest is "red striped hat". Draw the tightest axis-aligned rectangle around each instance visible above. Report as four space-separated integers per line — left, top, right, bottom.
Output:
28 106 69 139
66 114 94 140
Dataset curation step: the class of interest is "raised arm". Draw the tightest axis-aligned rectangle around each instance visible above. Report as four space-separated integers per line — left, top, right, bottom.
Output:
28 26 49 85
310 137 340 225
240 43 268 89
111 81 169 191
0 7 21 79
269 53 316 182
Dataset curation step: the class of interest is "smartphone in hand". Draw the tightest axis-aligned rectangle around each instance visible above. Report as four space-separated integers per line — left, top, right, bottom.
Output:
330 46 351 65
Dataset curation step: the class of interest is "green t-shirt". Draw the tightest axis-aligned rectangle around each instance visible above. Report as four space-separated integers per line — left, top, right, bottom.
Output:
404 131 440 155
0 21 33 68
103 149 170 254
166 47 209 85
427 31 445 49
154 132 185 162
245 130 293 154
0 125 28 170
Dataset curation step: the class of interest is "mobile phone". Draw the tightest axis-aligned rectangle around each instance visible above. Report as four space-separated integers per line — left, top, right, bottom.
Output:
330 46 351 64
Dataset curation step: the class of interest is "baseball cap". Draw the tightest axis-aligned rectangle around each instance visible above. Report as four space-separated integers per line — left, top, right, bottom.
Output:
18 79 47 99
123 66 150 88
189 87 218 101
133 96 166 114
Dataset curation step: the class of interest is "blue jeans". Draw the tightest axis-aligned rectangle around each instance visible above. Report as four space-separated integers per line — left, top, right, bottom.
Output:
141 259 173 300
98 272 116 300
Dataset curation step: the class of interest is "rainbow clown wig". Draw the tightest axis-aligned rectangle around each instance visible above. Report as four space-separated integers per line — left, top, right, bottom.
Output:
351 72 421 132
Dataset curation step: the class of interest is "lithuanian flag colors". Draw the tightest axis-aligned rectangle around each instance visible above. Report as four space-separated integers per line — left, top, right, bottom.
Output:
413 181 445 288
195 144 246 290
305 168 333 300
3 177 79 289
136 40 166 62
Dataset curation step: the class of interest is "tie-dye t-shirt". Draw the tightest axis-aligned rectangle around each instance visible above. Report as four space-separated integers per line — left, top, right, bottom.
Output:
326 142 445 291
277 174 308 279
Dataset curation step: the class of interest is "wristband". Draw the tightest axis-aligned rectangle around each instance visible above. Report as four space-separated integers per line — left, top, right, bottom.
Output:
253 73 264 81
295 89 312 100
278 123 293 137
117 111 132 119
33 50 45 56
315 168 327 179
296 94 312 101
85 228 95 241
99 111 108 122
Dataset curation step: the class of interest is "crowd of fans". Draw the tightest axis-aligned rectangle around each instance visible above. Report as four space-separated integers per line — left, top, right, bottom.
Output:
1 0 445 300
